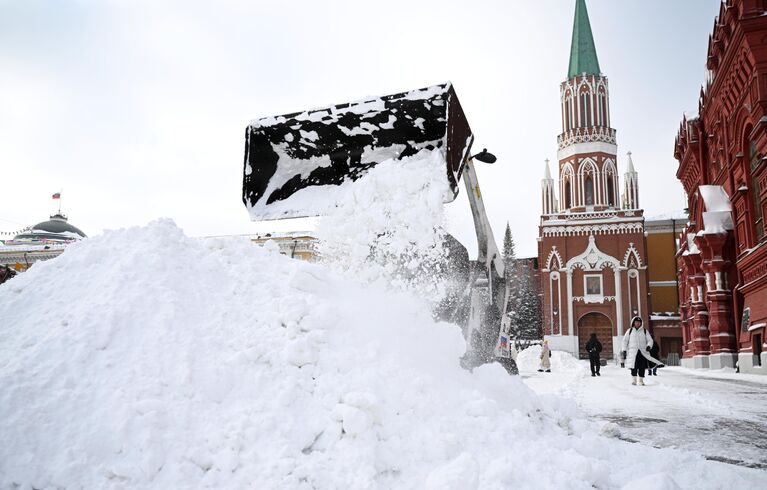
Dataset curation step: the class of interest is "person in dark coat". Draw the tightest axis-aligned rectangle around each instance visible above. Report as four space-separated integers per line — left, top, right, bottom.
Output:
585 333 602 377
647 331 661 376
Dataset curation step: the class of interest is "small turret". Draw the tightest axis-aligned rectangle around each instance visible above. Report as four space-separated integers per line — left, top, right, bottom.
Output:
541 159 558 215
622 151 640 209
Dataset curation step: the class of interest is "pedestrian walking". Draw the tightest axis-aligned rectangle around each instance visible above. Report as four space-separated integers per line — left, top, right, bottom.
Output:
647 331 661 376
538 339 552 372
621 317 663 386
585 333 602 376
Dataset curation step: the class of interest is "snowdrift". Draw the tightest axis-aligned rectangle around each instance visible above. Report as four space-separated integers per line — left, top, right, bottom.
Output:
2 221 763 489
0 220 536 488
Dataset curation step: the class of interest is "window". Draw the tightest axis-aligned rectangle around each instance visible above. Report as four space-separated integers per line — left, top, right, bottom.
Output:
755 334 763 367
598 91 607 127
580 91 591 127
607 174 615 206
565 180 572 209
584 275 603 296
585 176 594 206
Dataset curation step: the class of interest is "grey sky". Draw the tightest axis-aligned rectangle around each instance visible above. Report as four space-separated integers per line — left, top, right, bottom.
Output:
0 0 720 256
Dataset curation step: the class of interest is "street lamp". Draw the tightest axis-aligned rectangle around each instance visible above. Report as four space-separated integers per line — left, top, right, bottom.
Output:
471 148 497 164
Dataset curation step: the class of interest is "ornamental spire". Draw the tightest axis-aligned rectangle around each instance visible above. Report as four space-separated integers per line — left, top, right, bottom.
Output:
568 0 601 78
541 159 558 215
623 151 640 210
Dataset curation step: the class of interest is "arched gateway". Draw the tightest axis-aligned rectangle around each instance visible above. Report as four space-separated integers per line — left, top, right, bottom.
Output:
577 312 613 360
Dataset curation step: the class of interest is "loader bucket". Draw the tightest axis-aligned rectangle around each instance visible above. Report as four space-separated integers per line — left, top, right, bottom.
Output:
242 83 473 220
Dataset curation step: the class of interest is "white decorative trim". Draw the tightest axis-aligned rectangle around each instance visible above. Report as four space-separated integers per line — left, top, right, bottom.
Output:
546 246 564 271
543 210 643 222
566 235 621 272
557 127 617 151
564 236 624 337
557 141 617 160
627 268 641 318
622 243 643 268
567 269 574 336
550 271 562 335
560 163 575 211
542 222 644 237
573 295 616 303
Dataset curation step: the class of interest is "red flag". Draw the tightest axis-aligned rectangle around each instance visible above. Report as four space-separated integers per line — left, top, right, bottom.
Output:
52 193 60 199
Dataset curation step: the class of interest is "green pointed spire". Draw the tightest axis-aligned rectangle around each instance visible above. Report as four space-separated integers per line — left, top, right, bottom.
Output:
568 0 601 78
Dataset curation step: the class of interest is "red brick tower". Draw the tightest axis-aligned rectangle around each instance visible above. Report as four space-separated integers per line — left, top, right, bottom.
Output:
538 0 649 360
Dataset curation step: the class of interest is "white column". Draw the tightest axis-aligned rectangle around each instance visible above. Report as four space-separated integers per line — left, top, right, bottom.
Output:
557 278 563 335
614 268 623 337
549 274 555 335
595 169 602 205
567 269 574 336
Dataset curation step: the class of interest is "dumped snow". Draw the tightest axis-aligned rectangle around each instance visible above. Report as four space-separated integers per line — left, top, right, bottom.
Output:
517 344 582 373
315 151 452 301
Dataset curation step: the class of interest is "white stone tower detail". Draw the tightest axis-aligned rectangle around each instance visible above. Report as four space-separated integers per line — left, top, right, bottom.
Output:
622 151 640 210
541 159 558 215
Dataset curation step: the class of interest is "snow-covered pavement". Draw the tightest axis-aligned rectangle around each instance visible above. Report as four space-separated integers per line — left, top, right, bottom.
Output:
520 352 767 470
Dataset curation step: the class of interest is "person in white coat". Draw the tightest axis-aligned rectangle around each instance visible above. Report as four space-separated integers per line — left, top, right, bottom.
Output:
621 317 656 385
538 340 551 372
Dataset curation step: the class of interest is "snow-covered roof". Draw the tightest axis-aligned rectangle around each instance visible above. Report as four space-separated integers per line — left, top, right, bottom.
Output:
645 210 688 222
10 213 87 244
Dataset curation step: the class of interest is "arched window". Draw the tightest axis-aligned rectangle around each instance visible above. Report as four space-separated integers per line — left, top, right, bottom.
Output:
607 174 615 206
579 90 591 127
597 89 607 127
564 89 573 132
565 180 572 209
584 176 594 206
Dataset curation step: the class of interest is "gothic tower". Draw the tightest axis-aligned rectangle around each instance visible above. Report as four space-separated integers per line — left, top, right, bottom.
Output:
538 0 649 361
557 0 618 212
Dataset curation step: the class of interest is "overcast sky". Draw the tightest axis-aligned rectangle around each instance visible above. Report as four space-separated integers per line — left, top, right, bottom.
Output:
0 0 720 257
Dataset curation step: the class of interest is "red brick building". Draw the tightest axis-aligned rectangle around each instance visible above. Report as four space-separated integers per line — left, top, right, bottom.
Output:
674 0 767 373
539 0 649 360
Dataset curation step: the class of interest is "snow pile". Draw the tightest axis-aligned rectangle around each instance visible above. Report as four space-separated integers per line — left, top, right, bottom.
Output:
1 221 765 488
3 146 766 487
516 344 583 373
0 221 557 487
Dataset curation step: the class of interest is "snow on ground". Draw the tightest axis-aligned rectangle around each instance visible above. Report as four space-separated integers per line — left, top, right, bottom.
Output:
1 152 766 488
520 350 767 472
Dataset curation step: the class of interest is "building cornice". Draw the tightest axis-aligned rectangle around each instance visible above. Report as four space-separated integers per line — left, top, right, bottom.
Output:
557 141 617 161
